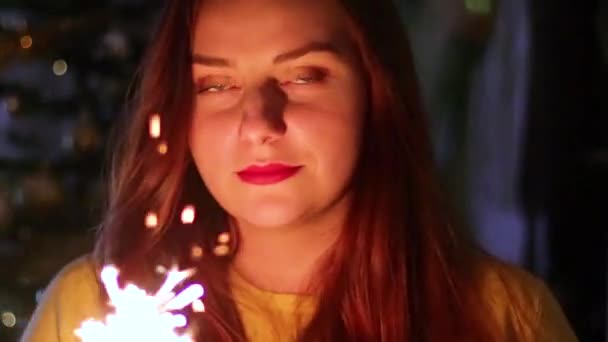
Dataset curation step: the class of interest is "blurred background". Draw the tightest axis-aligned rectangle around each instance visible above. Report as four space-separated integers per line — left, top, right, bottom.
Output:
0 0 605 341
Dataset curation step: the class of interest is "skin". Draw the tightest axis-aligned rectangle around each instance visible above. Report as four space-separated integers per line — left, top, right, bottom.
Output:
189 0 367 293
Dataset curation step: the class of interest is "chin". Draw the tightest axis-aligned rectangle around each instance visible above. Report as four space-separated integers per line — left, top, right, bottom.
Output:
236 200 308 229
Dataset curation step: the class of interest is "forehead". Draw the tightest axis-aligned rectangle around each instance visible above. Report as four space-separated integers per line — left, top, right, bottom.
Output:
192 0 353 56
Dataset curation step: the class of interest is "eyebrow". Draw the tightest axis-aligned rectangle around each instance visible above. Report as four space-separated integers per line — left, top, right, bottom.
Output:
191 41 343 67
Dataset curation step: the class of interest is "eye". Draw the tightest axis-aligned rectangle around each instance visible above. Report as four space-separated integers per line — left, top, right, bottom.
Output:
195 75 238 94
284 67 328 85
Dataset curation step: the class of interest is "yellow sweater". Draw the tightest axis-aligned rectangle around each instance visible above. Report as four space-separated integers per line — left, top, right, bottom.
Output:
21 255 578 341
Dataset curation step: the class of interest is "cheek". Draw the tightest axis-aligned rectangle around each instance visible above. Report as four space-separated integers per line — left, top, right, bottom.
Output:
189 112 234 181
289 94 364 178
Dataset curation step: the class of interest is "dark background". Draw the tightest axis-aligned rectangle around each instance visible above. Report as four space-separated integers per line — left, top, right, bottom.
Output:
0 0 606 341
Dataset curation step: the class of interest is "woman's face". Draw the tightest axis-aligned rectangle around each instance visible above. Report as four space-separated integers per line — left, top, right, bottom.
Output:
189 0 367 230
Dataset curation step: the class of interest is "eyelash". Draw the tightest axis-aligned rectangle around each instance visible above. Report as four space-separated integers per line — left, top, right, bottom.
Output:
286 67 328 86
195 67 328 94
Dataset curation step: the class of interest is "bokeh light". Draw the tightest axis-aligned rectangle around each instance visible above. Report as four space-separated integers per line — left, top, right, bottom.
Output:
180 205 195 224
213 244 230 257
190 245 203 260
1 311 16 328
217 232 230 244
52 59 68 76
20 35 33 49
145 211 158 229
157 141 168 155
5 95 19 113
149 114 161 138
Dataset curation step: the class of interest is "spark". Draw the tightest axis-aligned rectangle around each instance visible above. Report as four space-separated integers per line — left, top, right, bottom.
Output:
180 205 196 224
149 114 161 139
217 232 230 244
145 212 158 229
74 265 204 342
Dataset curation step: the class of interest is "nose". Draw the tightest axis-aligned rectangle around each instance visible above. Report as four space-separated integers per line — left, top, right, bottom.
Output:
238 79 287 145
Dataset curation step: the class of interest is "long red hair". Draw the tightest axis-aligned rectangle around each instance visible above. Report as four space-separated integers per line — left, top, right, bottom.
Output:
95 0 498 340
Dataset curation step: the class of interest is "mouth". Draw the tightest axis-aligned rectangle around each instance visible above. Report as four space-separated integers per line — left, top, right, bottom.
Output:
236 163 303 185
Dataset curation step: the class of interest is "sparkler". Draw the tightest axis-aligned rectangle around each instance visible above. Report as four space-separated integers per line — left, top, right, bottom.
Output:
74 265 205 342
76 115 207 340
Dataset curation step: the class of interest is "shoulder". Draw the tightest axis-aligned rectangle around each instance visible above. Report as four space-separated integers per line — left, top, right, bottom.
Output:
41 254 102 310
21 254 106 342
50 254 99 289
477 255 578 341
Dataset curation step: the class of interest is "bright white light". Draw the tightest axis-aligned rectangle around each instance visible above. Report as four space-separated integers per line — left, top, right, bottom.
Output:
149 114 161 138
180 205 195 224
191 300 205 313
145 212 158 229
74 265 204 342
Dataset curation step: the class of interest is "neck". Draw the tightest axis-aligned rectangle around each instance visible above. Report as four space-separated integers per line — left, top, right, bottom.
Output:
231 197 349 295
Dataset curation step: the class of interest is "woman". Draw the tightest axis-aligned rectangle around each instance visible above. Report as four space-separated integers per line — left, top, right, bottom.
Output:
22 0 577 341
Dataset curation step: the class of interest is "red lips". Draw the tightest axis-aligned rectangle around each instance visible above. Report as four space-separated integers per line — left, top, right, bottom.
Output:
236 163 302 185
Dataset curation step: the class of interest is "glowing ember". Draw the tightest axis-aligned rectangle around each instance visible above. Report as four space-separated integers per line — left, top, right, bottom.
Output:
191 245 203 260
157 141 168 154
145 212 158 228
213 245 230 256
180 205 196 224
74 265 204 342
217 232 230 244
149 114 161 138
156 265 168 274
